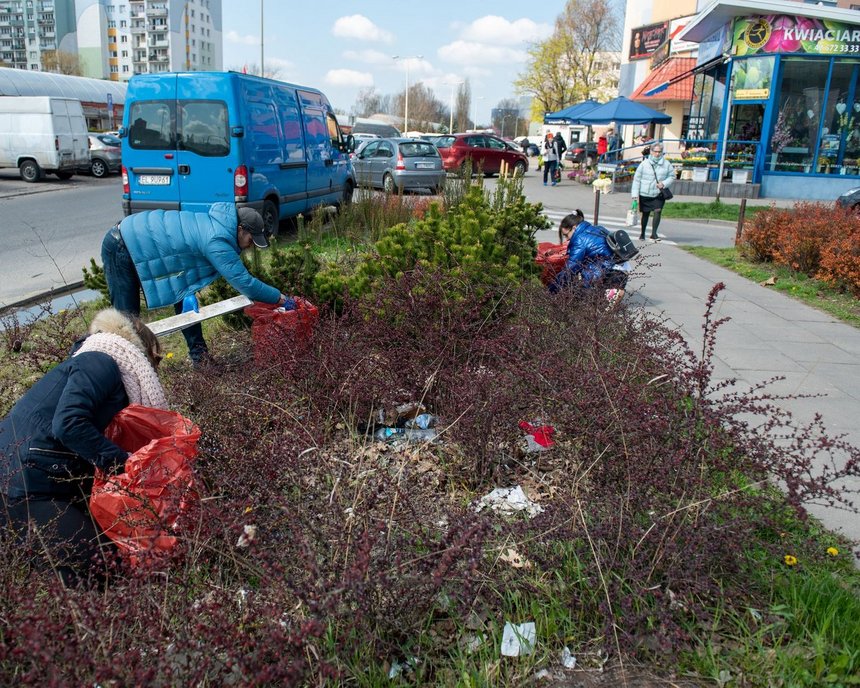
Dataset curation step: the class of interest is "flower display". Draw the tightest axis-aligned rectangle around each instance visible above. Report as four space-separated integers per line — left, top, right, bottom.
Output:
771 111 792 155
592 177 612 194
783 554 798 566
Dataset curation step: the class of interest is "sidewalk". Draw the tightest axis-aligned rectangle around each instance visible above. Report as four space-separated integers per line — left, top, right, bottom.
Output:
516 172 860 547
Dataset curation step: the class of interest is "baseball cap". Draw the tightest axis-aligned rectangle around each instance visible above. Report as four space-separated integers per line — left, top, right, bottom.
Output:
237 207 269 248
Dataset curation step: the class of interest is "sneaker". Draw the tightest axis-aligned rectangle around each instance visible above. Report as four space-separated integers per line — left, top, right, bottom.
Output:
543 182 547 186
551 182 558 186
651 236 662 242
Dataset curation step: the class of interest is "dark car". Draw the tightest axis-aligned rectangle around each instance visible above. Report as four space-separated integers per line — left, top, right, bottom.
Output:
836 186 860 210
352 138 446 194
434 133 529 176
564 141 598 165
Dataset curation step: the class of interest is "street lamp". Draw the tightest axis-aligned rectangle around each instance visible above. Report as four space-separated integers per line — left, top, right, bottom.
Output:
260 0 264 76
444 80 463 134
392 54 423 134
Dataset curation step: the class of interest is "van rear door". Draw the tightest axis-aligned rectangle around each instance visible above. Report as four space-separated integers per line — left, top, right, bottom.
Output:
124 74 180 211
175 73 236 213
50 99 81 171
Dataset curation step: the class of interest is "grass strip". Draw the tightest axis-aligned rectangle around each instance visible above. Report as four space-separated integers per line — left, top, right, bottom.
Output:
682 246 860 328
662 201 770 221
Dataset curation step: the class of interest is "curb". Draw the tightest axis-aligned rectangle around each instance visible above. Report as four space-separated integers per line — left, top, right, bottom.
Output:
0 280 87 317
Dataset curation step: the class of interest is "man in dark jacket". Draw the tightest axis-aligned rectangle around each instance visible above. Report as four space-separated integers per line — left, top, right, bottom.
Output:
101 203 292 364
550 209 628 299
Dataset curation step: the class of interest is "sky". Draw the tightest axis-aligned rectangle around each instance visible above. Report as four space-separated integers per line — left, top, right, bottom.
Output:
221 1 571 126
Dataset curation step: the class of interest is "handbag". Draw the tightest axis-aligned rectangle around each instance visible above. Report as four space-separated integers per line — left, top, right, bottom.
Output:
659 186 674 201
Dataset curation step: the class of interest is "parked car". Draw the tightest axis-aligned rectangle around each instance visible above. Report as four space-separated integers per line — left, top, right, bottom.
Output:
836 186 860 210
352 137 446 194
565 141 599 165
82 133 122 177
434 133 529 176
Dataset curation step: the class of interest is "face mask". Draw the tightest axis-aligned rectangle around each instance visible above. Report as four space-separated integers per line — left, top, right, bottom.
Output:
652 151 663 158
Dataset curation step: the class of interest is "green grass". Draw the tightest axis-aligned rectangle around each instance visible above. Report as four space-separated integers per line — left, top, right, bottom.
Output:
682 246 860 328
661 201 771 221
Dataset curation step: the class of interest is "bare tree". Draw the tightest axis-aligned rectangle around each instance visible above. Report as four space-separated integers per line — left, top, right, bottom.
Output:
352 87 392 118
456 80 471 132
228 63 284 80
41 50 82 76
492 98 528 138
514 0 621 119
393 82 447 132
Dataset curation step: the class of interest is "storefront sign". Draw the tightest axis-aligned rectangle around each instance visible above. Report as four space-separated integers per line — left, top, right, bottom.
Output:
734 15 860 56
698 24 731 65
669 16 698 55
732 55 775 100
649 40 671 69
630 21 669 61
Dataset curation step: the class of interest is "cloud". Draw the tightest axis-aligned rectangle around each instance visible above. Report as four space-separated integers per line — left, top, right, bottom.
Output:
438 41 527 66
225 30 260 46
343 49 392 65
325 69 374 87
459 15 552 45
392 57 434 76
332 15 393 43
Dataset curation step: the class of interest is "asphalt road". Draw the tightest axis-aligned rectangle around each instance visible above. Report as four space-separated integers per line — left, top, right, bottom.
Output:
0 170 124 307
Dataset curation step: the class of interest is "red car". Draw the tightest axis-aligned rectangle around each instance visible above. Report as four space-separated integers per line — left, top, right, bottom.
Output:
435 133 529 176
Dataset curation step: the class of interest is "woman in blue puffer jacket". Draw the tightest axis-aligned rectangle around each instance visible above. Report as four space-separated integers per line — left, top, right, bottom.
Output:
550 210 628 300
1 309 167 586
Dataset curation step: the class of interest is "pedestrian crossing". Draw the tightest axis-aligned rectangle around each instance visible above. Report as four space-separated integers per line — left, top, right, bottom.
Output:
540 209 678 245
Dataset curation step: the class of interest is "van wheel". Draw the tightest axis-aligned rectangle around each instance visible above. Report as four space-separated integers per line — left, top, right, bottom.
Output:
90 159 108 178
261 199 279 237
383 173 396 195
56 171 74 180
19 160 42 183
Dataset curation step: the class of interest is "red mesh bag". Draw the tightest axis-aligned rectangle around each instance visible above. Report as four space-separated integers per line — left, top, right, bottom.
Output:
536 241 568 286
90 405 200 567
244 298 319 364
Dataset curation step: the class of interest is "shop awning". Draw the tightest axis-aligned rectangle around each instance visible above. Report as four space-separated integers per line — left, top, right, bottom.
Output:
630 57 697 102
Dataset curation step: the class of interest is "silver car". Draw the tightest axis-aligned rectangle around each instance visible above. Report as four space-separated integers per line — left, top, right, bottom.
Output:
85 133 122 177
352 138 445 194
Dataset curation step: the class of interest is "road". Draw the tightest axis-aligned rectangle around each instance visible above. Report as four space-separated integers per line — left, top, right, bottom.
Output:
0 170 124 307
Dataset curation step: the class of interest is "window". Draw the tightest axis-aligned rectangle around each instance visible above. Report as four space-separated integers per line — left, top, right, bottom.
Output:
180 100 229 157
128 100 175 149
819 61 860 174
399 142 438 158
327 112 342 150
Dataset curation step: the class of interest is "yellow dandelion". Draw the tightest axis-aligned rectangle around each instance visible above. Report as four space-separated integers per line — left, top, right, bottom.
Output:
783 554 798 566
827 547 839 557
165 352 174 359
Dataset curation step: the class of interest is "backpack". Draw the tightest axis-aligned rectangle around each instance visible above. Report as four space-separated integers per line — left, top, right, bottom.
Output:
601 227 639 262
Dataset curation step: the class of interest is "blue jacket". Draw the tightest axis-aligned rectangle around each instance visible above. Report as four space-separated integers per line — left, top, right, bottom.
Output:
120 202 281 309
0 352 129 500
551 221 615 291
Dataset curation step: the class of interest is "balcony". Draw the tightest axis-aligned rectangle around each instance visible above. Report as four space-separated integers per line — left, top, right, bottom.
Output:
147 6 168 17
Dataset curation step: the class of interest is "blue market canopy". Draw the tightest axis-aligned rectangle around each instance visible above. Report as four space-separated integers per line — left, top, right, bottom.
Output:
544 99 602 124
575 96 671 125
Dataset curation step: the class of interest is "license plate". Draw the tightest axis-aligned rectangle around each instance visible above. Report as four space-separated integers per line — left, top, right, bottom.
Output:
415 162 435 169
139 175 171 185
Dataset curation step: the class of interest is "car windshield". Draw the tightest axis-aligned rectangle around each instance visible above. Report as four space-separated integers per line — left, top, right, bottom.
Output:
98 134 121 146
434 136 455 149
399 142 439 158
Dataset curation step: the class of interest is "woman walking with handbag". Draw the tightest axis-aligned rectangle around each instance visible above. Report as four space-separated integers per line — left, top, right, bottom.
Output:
631 142 674 241
542 132 558 186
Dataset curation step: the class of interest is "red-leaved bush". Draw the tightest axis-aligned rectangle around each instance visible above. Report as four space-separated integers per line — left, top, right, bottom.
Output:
1 272 858 684
817 219 860 295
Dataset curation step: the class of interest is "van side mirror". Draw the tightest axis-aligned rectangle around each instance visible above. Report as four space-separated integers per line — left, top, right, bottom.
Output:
231 126 244 138
117 126 127 138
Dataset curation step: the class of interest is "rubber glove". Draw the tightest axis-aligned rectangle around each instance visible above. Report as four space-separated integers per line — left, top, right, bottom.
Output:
181 294 199 314
279 296 297 311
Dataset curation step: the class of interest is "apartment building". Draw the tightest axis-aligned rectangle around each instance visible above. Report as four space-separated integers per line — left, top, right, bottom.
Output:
0 0 221 80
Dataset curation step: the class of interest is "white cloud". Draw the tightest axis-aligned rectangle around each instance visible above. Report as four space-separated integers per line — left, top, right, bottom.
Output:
438 41 527 66
225 30 259 46
343 49 393 65
392 57 434 76
460 15 553 45
332 15 393 43
325 69 374 87
266 57 295 75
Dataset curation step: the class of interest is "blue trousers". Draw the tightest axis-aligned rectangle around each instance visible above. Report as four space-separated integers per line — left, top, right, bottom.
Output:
101 227 208 362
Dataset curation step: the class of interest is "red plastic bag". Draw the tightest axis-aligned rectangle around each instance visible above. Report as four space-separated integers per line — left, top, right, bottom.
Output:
536 241 568 286
244 297 319 365
90 405 200 567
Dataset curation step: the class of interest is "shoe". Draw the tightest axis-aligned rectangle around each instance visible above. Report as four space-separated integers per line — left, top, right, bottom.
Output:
551 182 558 186
639 235 645 241
543 182 547 186
651 235 661 242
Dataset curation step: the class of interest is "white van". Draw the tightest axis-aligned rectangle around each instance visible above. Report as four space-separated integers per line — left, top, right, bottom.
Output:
0 96 89 182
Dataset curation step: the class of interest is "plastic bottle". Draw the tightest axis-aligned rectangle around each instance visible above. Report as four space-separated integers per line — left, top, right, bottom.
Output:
404 413 436 429
373 427 438 443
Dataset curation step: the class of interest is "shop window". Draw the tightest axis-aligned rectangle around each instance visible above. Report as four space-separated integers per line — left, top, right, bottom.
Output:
769 58 830 172
820 61 860 175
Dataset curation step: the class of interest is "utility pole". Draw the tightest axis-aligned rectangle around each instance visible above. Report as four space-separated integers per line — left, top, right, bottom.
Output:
260 0 264 76
392 55 422 134
444 81 463 134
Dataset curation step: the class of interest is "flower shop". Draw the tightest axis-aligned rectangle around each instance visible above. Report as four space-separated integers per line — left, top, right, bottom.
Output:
678 0 860 200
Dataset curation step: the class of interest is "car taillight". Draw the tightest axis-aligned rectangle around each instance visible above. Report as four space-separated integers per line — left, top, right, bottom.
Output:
396 153 405 170
54 136 59 151
121 166 129 194
234 165 248 198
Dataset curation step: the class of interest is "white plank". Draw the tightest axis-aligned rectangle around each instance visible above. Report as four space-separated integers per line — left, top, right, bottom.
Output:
148 295 252 336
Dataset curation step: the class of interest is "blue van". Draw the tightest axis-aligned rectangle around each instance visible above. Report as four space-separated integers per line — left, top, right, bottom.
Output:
119 71 355 232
